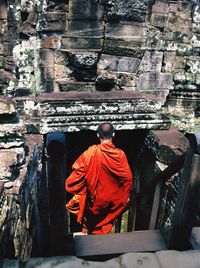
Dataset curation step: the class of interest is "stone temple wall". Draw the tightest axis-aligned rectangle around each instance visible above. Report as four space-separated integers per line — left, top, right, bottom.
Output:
0 0 200 261
0 0 199 130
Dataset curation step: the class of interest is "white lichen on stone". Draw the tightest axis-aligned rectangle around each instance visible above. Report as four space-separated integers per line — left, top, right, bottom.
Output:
13 38 42 95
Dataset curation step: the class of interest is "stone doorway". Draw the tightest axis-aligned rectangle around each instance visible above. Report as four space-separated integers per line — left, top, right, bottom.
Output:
41 129 148 255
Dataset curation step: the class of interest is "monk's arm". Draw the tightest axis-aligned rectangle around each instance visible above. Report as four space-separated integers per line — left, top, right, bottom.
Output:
119 152 133 204
65 153 86 195
121 152 133 189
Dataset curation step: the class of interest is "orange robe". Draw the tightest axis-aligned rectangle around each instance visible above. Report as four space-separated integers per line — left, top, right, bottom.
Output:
65 140 133 234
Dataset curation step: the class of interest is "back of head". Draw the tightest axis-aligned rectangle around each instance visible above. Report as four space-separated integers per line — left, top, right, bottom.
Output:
97 122 114 140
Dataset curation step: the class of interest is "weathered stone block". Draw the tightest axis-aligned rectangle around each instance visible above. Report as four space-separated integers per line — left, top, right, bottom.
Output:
19 22 37 37
54 64 72 80
104 0 148 22
137 72 173 91
176 44 193 56
0 123 25 149
69 0 103 20
186 57 200 74
0 96 16 115
96 71 136 91
46 0 68 12
67 20 104 37
164 30 192 44
41 36 61 49
162 52 176 72
104 22 145 56
40 66 54 81
57 81 95 92
54 50 69 65
42 81 54 92
98 54 140 73
0 43 4 55
37 12 67 32
61 36 103 50
40 49 54 66
150 12 168 28
26 12 38 26
177 1 193 20
0 20 8 42
0 56 5 68
168 14 192 34
96 72 117 91
21 0 34 12
192 33 200 48
146 26 164 50
152 1 170 14
184 84 198 91
62 21 104 50
4 56 15 72
195 74 200 85
55 51 98 81
173 71 186 83
146 128 189 165
139 51 163 72
106 22 145 40
0 1 7 20
174 56 186 70
72 52 99 81
185 72 196 83
0 148 25 181
192 4 200 33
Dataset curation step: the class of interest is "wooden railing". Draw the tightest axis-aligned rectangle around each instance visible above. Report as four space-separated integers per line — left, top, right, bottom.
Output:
115 151 186 233
115 146 200 250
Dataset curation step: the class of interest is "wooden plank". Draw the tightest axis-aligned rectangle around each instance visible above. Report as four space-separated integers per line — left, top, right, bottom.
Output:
149 180 162 230
74 230 167 257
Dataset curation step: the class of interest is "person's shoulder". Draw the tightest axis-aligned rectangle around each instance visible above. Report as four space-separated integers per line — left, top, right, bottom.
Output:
84 144 99 156
114 147 126 157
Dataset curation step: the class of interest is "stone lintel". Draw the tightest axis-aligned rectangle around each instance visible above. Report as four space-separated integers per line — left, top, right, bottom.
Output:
14 91 171 133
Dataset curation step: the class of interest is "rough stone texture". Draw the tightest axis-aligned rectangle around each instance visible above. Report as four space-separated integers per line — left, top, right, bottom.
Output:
0 149 25 181
143 128 189 233
14 91 171 133
69 0 104 21
37 12 67 32
103 0 148 22
144 128 189 165
0 0 200 262
0 0 198 129
0 135 43 261
0 96 16 115
2 250 200 268
98 54 140 73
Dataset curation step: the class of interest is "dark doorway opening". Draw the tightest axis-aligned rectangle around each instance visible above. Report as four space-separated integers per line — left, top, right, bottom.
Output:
40 129 149 257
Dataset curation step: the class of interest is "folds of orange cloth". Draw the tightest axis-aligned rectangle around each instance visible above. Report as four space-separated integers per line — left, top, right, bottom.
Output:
66 194 86 224
87 223 113 234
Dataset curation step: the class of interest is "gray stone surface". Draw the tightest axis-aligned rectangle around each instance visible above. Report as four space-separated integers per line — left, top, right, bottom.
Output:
98 54 140 73
69 0 104 20
145 128 189 165
103 0 148 22
1 0 200 261
136 72 173 91
2 251 200 267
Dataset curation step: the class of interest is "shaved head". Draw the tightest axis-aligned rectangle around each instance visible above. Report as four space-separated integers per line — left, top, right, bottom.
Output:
97 123 115 140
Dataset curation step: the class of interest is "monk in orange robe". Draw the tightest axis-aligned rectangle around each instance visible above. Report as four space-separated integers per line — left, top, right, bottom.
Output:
65 123 133 234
